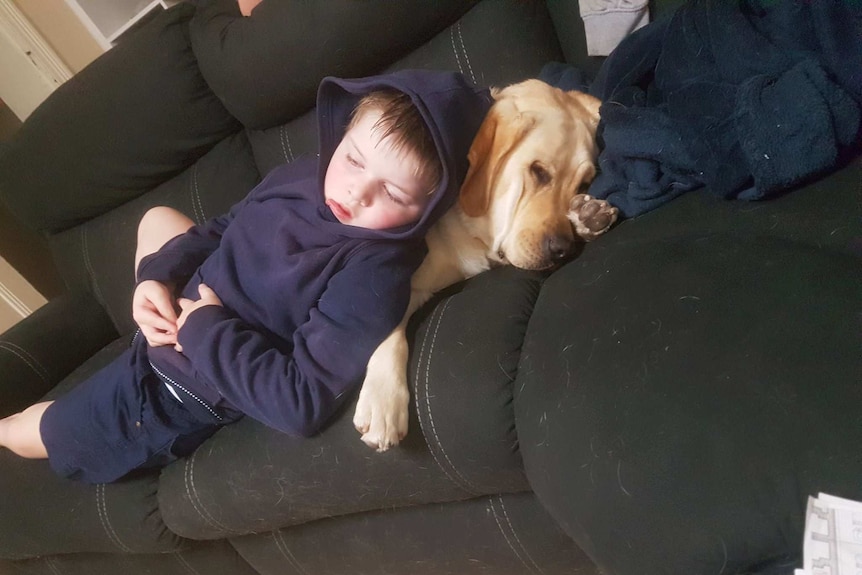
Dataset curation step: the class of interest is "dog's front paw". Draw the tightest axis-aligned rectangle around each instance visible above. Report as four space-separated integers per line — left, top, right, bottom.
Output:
353 379 410 453
568 194 618 241
353 377 409 452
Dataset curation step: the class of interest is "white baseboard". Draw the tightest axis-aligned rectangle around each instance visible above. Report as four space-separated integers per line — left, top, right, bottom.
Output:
0 255 46 333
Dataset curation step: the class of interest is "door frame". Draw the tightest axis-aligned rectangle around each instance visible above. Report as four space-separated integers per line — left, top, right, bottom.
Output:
0 0 72 120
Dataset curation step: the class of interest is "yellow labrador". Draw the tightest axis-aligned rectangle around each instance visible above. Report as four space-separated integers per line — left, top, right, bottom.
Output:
353 79 618 451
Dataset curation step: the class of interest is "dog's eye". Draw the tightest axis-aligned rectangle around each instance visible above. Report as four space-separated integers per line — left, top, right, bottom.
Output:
529 162 551 186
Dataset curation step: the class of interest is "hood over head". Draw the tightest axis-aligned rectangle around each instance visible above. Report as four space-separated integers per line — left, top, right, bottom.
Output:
316 69 492 241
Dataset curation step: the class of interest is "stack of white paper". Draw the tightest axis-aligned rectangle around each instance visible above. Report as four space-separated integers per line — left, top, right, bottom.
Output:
796 493 862 575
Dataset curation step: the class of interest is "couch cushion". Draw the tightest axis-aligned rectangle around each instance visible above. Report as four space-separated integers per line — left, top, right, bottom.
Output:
5 540 258 575
50 132 258 334
157 266 541 539
515 165 862 574
230 493 594 575
0 3 239 235
189 0 479 130
0 292 116 418
246 0 566 178
0 338 182 560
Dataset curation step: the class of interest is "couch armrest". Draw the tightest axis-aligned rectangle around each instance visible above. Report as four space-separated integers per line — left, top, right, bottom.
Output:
0 291 117 417
515 229 862 573
157 266 539 539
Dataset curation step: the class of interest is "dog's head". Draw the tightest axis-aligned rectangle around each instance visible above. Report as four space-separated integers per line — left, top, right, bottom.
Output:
460 79 601 270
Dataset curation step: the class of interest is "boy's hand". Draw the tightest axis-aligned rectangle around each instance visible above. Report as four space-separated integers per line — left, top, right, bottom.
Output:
133 280 178 347
174 283 223 353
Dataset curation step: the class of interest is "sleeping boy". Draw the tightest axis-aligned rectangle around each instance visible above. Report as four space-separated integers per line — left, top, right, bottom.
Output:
0 69 491 483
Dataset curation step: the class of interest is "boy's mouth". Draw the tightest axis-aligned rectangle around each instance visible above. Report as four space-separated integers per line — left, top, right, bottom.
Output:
326 199 352 222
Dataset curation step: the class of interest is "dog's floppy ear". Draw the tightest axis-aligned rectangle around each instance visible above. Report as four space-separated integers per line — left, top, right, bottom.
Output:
460 106 501 217
568 91 601 131
460 102 534 217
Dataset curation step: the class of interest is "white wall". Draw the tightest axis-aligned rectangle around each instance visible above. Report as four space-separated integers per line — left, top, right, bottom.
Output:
0 10 58 120
14 0 102 73
0 0 80 331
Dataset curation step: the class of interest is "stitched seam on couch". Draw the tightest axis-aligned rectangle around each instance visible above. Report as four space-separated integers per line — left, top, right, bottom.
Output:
279 125 295 163
42 556 62 575
190 163 206 225
81 226 105 307
414 298 483 496
96 483 133 552
182 452 241 534
0 341 50 384
449 22 476 84
488 495 545 575
272 530 310 575
172 551 202 575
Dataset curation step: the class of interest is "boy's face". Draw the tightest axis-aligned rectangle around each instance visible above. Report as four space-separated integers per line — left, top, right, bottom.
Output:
324 109 433 230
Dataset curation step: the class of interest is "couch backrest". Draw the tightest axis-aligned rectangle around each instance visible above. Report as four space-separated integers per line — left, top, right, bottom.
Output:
0 0 571 335
189 0 482 130
0 5 239 236
0 0 512 333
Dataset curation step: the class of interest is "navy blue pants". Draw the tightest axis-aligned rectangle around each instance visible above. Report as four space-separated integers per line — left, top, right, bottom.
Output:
40 337 228 483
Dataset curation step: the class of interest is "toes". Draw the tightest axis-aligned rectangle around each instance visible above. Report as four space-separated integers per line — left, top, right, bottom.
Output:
361 431 395 452
569 193 591 211
361 433 384 451
354 420 370 434
352 410 371 434
569 197 618 240
585 210 611 231
581 201 618 233
579 200 602 220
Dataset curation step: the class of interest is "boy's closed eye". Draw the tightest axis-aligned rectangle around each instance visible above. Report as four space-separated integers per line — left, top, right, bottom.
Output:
382 184 409 206
346 152 413 206
347 154 362 168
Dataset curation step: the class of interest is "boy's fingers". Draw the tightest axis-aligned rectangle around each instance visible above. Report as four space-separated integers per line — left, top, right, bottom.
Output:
199 283 219 302
136 309 175 333
153 293 178 323
139 284 176 320
142 327 176 346
198 283 222 303
147 335 173 347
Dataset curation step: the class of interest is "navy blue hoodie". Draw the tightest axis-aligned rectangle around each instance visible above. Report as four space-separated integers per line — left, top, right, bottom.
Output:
137 70 492 436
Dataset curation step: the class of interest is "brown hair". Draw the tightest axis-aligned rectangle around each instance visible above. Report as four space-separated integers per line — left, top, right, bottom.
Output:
348 90 442 194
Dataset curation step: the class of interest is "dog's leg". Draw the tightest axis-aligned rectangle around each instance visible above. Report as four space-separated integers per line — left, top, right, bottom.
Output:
568 194 618 241
354 288 431 452
354 219 472 451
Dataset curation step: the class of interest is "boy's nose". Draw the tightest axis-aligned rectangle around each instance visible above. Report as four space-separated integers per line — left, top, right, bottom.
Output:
349 183 373 207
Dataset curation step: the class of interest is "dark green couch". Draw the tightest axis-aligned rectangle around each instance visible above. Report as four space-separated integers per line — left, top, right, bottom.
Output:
0 1 859 573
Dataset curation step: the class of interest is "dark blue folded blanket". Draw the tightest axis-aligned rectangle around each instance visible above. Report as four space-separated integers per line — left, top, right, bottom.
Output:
544 0 862 219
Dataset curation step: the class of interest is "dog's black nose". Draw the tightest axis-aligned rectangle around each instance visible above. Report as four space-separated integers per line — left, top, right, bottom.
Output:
546 234 574 261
